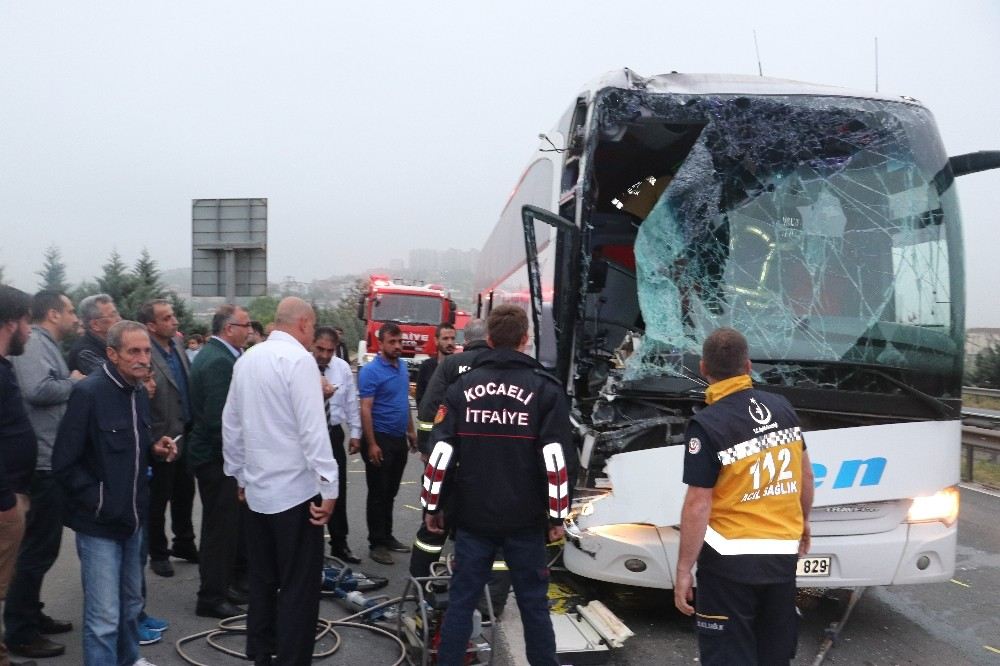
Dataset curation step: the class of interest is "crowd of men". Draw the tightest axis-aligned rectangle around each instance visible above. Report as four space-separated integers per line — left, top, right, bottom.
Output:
0 288 281 665
0 278 811 666
0 279 560 665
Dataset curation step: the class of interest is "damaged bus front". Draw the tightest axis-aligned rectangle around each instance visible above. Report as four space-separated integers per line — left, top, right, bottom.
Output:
475 69 996 589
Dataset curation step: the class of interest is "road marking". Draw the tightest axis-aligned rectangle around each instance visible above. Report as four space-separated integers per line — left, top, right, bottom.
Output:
985 645 1000 655
348 470 366 473
404 504 422 511
400 481 417 485
949 579 970 588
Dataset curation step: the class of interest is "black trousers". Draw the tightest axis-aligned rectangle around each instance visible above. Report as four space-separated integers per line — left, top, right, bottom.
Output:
694 568 799 665
148 456 196 561
3 471 64 644
194 461 244 606
360 432 408 548
245 498 324 666
326 425 349 550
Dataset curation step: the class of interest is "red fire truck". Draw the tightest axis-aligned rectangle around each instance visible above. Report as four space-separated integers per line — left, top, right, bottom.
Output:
356 275 456 375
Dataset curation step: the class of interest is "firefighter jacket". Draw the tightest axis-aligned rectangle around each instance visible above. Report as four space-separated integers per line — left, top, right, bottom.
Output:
417 340 491 423
683 374 806 565
421 348 577 537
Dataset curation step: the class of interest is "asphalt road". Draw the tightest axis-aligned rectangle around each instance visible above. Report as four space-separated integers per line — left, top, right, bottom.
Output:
505 485 1000 666
29 461 1000 665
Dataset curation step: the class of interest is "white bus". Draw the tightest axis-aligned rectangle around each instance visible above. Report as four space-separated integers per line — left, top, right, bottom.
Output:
474 69 998 589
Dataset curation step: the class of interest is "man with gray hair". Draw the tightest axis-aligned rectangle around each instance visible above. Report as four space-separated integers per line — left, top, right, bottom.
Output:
68 294 121 375
54 320 178 666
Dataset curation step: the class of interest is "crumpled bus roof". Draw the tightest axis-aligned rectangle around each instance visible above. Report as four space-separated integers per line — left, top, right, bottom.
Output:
584 68 921 106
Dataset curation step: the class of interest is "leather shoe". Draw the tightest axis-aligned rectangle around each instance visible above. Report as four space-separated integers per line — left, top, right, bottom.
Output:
226 586 249 605
330 545 362 564
196 600 244 619
171 543 200 563
369 546 393 565
149 558 174 577
10 660 38 666
39 612 73 634
9 636 65 658
384 537 411 553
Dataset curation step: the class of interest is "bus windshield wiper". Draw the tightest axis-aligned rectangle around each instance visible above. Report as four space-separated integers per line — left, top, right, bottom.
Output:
752 358 958 419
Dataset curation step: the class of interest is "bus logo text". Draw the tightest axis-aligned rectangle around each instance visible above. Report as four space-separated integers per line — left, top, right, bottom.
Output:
812 457 887 489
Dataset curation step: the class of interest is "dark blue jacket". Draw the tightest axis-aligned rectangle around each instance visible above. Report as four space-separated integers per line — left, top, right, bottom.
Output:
52 363 152 540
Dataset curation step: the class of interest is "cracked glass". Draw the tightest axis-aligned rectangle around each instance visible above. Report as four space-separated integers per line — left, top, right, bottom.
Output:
602 93 964 397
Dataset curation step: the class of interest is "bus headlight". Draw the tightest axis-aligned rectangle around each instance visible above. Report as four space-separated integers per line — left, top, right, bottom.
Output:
906 486 960 527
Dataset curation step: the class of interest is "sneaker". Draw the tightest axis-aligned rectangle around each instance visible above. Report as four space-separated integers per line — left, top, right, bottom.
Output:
134 658 159 666
141 614 169 633
137 626 162 646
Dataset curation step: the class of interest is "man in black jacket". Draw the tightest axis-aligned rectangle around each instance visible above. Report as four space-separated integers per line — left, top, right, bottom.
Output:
67 294 121 375
0 285 38 666
422 305 576 666
53 320 176 666
413 322 456 454
409 318 487 576
415 319 489 456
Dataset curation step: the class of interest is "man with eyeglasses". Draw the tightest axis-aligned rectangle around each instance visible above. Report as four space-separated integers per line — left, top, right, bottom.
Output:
188 305 252 619
68 294 121 375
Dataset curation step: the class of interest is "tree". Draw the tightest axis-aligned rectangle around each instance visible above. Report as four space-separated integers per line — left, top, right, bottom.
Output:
247 295 280 325
96 250 137 307
169 291 203 337
0 265 5 284
970 342 1000 388
123 249 164 319
319 279 367 355
37 245 70 293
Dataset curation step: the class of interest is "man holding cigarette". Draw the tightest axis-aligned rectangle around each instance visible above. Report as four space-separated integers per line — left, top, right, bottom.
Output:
53 320 179 666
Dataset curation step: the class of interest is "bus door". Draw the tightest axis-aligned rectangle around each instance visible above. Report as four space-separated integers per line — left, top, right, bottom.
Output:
521 204 580 384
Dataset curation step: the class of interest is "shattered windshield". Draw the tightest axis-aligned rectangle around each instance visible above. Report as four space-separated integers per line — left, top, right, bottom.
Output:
599 92 963 396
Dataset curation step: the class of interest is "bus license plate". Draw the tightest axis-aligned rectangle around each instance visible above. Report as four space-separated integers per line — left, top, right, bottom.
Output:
797 556 831 577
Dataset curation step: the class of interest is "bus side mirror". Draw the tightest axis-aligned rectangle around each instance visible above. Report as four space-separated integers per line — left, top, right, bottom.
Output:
357 296 366 321
448 299 457 325
949 150 1000 176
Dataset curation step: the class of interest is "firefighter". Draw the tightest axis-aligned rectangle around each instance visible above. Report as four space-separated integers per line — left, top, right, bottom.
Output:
413 322 457 456
421 305 576 666
408 318 490 577
674 327 814 665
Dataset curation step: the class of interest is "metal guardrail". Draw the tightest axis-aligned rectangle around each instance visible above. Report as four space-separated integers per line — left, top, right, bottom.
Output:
961 415 1000 487
963 386 1000 398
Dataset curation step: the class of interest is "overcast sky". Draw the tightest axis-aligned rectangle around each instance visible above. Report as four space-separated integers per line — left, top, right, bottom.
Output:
2 1 998 326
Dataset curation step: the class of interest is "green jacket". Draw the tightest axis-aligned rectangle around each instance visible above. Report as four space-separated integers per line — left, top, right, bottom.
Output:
187 338 238 469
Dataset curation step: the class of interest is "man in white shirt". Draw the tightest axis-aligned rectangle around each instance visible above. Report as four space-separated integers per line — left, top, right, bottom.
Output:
222 297 338 666
312 327 362 564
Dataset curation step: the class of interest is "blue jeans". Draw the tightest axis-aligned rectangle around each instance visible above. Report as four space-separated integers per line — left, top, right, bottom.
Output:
438 529 557 666
76 531 143 666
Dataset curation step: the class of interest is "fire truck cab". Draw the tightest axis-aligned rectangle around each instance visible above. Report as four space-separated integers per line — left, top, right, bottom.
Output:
357 275 456 377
